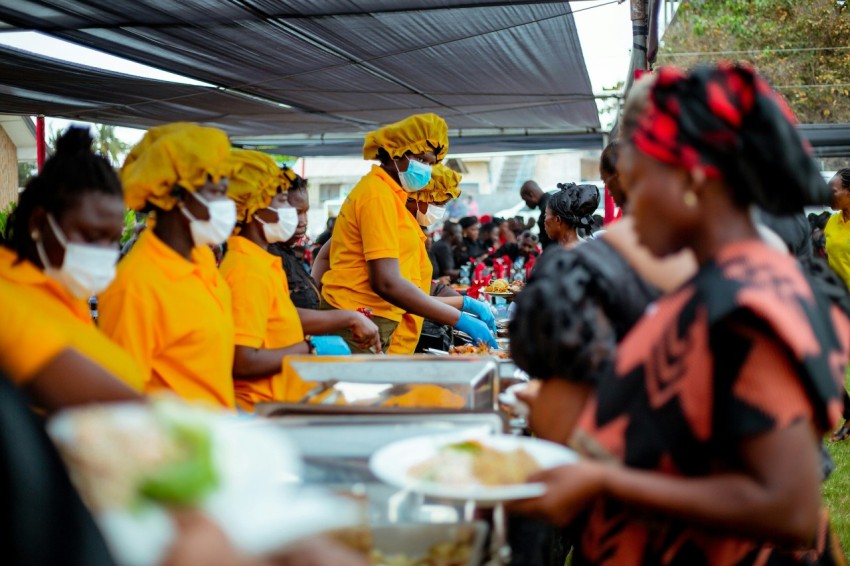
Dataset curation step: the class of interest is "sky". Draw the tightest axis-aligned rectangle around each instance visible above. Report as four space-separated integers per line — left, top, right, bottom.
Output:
0 0 635 145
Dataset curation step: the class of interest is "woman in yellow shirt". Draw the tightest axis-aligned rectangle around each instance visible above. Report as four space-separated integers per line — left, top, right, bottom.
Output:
320 114 496 352
99 123 239 410
387 163 498 353
0 126 144 394
825 168 850 290
219 149 379 410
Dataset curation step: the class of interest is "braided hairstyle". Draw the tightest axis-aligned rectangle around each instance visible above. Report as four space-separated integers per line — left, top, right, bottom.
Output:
547 182 600 238
509 247 615 383
834 168 850 190
3 127 122 260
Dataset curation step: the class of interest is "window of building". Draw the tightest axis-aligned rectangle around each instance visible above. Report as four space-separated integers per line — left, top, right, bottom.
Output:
318 183 342 202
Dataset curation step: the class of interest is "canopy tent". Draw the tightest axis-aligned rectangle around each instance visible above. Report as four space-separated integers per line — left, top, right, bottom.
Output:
0 0 605 155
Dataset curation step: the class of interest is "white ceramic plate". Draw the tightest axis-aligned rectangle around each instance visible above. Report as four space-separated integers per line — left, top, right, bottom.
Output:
369 432 577 504
486 291 515 298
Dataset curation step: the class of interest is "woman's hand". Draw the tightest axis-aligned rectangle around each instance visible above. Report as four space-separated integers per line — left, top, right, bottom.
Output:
508 461 608 526
348 312 382 353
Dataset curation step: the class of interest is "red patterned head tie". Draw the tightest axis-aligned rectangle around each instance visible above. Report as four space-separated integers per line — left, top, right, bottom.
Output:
629 63 830 214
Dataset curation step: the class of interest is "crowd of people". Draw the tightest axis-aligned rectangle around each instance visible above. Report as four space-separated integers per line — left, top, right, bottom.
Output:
3 61 850 565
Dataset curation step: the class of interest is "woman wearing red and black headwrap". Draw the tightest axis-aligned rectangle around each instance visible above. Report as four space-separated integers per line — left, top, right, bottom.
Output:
510 63 848 565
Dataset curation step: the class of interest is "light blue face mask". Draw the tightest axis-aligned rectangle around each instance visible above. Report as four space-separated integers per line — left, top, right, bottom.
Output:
396 156 432 192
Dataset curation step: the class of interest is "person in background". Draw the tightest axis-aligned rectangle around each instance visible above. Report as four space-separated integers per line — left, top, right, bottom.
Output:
320 113 496 351
314 216 335 249
511 64 847 564
489 230 540 263
99 123 239 410
809 211 830 259
542 182 600 250
478 222 500 252
220 150 378 409
825 168 850 290
760 210 813 261
267 169 322 309
455 216 487 264
428 221 462 282
0 126 144 400
519 180 554 249
600 140 624 225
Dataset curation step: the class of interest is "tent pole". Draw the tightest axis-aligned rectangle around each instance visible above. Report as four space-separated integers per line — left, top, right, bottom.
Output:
36 115 46 171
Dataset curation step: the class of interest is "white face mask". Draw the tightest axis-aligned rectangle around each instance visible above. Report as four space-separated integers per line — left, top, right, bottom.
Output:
416 203 447 227
180 192 237 247
36 213 119 299
254 205 299 244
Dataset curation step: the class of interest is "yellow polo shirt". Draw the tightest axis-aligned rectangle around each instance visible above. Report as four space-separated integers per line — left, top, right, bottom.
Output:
321 165 427 322
99 230 236 409
0 247 143 391
387 235 433 354
219 236 305 411
826 212 850 290
0 278 69 383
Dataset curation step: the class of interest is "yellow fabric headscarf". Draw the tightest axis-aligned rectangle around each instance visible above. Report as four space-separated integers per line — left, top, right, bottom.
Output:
227 149 288 223
121 122 233 212
362 113 449 163
412 164 462 203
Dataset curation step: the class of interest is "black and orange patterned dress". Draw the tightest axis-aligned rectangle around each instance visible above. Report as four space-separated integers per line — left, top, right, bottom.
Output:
573 241 849 566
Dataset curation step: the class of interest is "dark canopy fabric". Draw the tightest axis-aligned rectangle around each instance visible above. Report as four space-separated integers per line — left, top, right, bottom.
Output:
0 0 602 154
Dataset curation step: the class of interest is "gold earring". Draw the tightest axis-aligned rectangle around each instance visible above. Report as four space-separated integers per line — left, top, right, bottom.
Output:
683 191 698 208
31 230 40 240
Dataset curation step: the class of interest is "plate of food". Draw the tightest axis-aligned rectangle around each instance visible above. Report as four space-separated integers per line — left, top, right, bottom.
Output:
369 432 577 503
48 399 362 565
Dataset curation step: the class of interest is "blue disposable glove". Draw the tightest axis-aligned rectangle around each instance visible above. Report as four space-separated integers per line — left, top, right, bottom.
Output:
455 312 499 349
462 296 497 333
311 335 352 356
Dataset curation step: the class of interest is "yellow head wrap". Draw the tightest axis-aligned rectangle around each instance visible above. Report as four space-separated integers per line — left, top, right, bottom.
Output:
362 113 449 163
121 122 233 212
226 149 288 223
411 164 462 203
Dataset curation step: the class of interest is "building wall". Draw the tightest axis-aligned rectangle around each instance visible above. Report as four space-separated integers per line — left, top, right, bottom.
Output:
0 127 18 209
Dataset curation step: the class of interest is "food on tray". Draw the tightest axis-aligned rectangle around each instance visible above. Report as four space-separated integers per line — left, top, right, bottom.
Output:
409 440 540 487
509 281 525 293
449 343 510 359
50 400 218 512
484 278 509 293
381 384 466 409
370 530 475 566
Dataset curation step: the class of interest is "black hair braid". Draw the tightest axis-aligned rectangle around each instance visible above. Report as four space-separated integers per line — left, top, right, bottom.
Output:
836 168 850 191
547 182 600 237
2 126 122 259
509 248 616 382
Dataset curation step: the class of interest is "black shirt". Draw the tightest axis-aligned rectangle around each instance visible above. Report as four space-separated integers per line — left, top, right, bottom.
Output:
455 237 488 266
537 191 554 249
267 243 321 310
429 239 456 280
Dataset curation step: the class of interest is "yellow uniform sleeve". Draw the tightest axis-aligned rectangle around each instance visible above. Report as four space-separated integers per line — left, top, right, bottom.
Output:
360 192 401 261
225 271 274 348
98 287 157 386
0 290 69 383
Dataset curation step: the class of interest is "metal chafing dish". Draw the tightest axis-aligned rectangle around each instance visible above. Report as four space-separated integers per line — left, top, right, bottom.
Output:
256 355 499 414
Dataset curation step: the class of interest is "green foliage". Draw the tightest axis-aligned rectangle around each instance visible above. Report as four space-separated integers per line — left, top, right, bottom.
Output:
660 0 850 123
17 162 35 188
120 209 137 246
0 202 15 240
